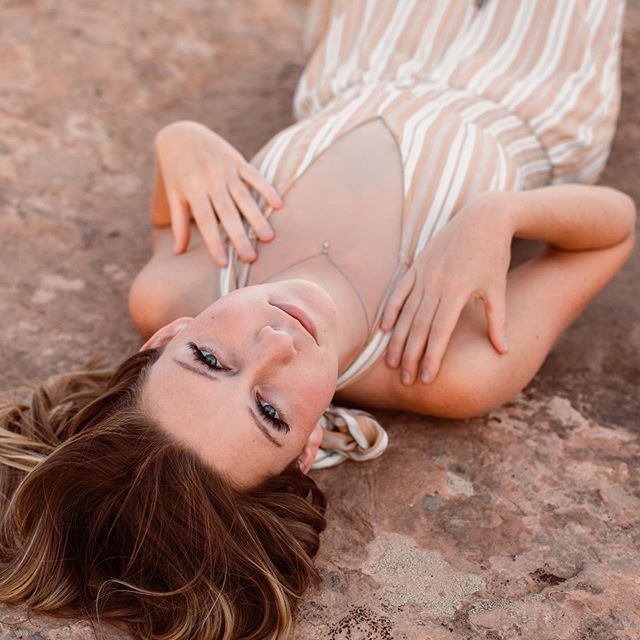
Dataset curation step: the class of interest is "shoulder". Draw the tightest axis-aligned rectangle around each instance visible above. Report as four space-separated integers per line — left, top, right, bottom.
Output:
128 225 221 338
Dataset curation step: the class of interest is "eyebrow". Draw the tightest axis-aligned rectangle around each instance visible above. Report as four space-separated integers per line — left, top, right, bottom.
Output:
173 358 283 449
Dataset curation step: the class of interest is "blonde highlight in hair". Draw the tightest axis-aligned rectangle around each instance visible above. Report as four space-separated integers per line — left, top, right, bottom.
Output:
0 348 327 639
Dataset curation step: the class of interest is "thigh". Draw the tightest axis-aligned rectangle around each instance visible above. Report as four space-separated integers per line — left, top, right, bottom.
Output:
334 235 634 418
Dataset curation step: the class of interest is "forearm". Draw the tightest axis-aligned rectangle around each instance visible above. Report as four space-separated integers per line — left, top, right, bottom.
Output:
486 185 637 251
149 151 172 228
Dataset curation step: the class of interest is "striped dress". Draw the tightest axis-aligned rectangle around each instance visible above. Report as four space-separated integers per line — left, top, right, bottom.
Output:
220 0 624 469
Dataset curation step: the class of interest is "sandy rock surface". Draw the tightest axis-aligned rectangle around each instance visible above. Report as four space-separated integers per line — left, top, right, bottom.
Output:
1 1 639 639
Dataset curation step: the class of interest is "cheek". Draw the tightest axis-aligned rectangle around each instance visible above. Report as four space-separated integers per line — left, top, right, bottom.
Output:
306 359 337 411
287 357 336 419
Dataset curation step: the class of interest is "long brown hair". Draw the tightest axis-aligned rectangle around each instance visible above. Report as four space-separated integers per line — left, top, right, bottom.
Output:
0 347 327 639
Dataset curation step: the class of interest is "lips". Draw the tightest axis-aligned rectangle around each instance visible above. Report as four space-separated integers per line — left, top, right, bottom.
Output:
270 302 318 344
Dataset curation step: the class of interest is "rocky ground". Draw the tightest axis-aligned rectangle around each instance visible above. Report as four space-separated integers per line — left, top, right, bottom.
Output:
1 1 639 639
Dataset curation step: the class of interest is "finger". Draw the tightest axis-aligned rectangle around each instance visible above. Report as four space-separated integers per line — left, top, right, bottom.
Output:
399 294 440 385
239 164 283 209
483 287 509 354
381 268 416 332
168 189 190 255
420 295 467 383
228 179 275 243
385 286 423 371
186 189 228 267
210 187 256 262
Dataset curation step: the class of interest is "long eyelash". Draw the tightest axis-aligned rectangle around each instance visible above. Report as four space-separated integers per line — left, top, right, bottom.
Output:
188 342 289 434
188 341 226 370
256 396 290 433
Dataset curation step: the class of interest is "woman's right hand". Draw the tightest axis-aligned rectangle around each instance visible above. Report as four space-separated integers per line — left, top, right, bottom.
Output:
154 120 283 266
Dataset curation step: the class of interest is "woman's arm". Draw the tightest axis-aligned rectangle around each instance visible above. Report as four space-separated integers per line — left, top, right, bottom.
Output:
338 185 636 415
381 185 637 387
501 184 636 250
336 228 636 418
149 152 171 229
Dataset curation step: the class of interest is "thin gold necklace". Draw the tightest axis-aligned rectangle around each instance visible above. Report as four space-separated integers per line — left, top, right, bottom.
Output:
254 240 372 334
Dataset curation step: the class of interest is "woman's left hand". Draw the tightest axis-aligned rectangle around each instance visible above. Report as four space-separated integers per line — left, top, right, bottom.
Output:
380 193 514 386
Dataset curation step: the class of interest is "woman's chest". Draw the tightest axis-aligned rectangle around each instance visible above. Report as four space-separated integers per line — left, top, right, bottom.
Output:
145 119 406 327
246 118 404 318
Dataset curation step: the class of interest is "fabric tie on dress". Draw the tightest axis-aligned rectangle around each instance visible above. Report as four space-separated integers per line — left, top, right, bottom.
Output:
310 403 389 470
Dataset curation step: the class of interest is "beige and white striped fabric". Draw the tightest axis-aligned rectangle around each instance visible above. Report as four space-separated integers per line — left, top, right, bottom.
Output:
220 0 624 469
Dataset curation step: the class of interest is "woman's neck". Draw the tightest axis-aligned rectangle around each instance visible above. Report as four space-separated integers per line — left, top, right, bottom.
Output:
260 255 370 377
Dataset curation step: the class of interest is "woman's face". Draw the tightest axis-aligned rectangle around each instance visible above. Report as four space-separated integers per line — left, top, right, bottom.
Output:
139 279 339 489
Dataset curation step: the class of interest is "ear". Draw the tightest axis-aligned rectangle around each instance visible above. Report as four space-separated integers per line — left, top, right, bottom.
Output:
297 421 324 475
138 317 194 352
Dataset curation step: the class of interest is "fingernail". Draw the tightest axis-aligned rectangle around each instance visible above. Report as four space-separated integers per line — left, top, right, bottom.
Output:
243 250 256 261
502 337 509 352
421 370 431 383
401 371 411 385
386 354 397 367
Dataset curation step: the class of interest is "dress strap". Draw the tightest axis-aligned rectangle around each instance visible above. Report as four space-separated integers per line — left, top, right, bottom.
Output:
310 403 389 470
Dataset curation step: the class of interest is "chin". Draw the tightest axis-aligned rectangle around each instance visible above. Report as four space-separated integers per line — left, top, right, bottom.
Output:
296 279 337 324
295 278 336 307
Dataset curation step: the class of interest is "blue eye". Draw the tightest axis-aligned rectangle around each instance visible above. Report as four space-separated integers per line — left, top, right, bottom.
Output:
256 396 289 433
188 342 226 370
188 342 290 434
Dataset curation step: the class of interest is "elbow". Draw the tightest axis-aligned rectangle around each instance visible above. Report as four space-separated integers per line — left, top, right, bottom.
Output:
616 218 636 267
432 394 503 421
621 192 638 239
128 282 154 339
603 187 637 240
417 375 509 420
128 273 172 340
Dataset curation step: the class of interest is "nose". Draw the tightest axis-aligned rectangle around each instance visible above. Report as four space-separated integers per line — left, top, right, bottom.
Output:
256 324 297 363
